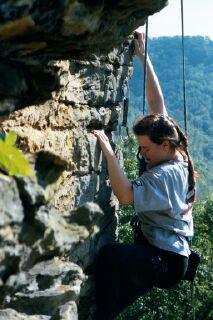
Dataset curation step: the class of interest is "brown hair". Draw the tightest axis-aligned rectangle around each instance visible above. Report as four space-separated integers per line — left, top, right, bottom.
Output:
133 114 196 193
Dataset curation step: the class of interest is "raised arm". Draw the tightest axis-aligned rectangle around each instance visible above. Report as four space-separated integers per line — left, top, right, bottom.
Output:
134 31 168 116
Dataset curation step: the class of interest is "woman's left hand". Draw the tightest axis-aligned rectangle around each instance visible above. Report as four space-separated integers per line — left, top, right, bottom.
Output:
134 30 145 57
91 130 115 159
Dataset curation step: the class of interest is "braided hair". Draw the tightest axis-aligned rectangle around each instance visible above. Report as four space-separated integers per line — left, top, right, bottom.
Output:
133 114 196 196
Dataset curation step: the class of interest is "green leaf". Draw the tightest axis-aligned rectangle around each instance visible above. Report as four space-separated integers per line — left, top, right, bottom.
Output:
5 131 17 146
0 131 34 178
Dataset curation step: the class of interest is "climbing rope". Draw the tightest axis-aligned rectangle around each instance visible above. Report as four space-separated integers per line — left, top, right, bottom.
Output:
180 3 199 319
119 18 149 143
181 0 188 135
142 18 149 115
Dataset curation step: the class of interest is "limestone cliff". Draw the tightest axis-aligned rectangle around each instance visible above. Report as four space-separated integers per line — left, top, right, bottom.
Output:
0 1 167 319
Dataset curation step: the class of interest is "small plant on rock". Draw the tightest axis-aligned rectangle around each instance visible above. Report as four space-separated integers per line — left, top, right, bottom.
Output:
0 131 34 177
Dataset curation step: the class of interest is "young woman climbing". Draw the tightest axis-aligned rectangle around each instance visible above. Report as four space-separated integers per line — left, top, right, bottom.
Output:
91 30 195 320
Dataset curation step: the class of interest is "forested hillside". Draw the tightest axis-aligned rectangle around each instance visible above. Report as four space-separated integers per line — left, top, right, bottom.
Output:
127 36 213 199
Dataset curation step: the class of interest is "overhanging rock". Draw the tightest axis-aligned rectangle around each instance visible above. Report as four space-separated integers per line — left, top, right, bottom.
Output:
0 0 167 59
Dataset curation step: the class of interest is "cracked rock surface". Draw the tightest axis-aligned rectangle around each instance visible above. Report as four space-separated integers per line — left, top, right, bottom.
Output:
0 1 167 319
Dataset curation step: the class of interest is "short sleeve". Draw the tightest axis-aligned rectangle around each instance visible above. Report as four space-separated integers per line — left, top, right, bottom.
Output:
132 171 172 213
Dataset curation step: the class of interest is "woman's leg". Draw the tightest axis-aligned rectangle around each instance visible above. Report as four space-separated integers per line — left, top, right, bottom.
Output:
94 242 165 320
94 244 122 320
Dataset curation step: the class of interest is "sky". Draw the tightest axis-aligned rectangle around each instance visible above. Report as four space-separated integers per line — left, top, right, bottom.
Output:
144 0 213 39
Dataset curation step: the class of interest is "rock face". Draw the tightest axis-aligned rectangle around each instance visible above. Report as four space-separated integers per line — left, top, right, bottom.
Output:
0 1 167 319
0 0 167 59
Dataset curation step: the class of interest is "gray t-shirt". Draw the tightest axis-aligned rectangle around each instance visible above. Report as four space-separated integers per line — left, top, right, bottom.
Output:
133 160 194 257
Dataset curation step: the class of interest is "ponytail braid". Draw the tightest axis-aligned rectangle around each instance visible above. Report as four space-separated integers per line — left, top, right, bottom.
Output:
169 118 196 194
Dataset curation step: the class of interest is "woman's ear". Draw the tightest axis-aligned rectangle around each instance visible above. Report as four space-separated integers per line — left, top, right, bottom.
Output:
162 140 170 150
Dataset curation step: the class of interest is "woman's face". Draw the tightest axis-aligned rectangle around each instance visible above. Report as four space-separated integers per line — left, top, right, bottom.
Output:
136 135 170 168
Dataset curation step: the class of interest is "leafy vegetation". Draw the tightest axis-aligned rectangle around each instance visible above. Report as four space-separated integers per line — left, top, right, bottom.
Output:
0 131 34 177
117 137 213 320
126 36 213 199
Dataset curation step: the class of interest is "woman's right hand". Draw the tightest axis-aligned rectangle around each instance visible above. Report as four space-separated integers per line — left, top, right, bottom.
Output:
91 130 115 160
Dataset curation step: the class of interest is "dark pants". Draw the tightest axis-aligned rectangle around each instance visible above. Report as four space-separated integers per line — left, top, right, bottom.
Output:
94 242 188 320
